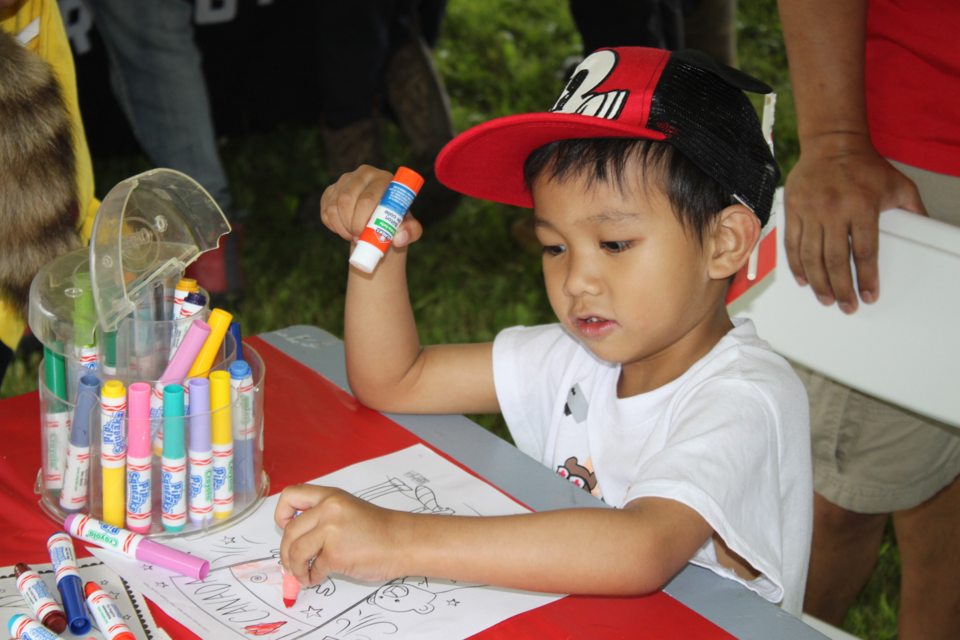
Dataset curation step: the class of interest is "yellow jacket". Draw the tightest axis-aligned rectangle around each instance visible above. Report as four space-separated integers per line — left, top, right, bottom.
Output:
0 0 99 350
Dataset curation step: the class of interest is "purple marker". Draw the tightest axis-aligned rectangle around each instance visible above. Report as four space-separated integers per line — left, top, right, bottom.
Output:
151 320 212 456
64 514 209 579
188 378 213 527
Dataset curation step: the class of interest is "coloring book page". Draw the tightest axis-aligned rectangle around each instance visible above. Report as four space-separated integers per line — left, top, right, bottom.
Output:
0 560 168 640
91 445 565 640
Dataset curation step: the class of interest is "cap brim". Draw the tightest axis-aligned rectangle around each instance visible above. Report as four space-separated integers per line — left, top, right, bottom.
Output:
435 112 666 208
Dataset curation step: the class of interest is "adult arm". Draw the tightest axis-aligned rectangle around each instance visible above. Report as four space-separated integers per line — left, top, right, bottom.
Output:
777 0 926 313
276 485 713 596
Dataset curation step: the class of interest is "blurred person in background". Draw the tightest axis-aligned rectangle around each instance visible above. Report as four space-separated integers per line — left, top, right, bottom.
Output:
0 0 99 387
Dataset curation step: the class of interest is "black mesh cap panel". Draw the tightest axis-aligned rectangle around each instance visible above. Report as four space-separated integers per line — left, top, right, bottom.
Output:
647 57 780 226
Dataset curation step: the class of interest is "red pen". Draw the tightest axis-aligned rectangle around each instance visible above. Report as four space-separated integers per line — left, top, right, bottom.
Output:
282 510 303 608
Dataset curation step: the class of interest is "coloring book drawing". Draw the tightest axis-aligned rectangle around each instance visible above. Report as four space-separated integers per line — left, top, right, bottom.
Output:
92 445 565 640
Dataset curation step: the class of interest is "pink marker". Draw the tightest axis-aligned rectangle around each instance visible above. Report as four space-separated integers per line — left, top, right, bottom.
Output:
151 320 212 455
65 515 209 580
126 383 152 533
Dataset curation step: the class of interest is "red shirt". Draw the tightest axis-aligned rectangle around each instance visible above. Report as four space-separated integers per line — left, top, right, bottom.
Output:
865 0 960 177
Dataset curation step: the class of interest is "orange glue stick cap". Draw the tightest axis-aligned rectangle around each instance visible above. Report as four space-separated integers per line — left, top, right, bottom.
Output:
392 166 425 194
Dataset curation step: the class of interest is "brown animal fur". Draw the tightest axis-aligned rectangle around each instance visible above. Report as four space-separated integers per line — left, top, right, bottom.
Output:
0 28 81 320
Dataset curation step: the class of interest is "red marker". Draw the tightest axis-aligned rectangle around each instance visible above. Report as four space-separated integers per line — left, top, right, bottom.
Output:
85 582 135 640
14 563 68 634
282 510 302 608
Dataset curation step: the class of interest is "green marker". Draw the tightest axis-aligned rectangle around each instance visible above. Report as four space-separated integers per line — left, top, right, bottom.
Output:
103 329 118 375
161 385 188 532
43 344 70 492
73 272 99 371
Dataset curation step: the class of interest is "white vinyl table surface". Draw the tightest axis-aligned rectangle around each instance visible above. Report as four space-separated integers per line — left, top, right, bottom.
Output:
260 325 828 640
730 189 960 428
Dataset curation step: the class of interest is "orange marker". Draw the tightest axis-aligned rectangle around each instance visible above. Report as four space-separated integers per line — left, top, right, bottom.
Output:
85 582 135 640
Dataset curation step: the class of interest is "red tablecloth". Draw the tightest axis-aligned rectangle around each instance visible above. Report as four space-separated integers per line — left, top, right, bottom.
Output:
0 336 734 639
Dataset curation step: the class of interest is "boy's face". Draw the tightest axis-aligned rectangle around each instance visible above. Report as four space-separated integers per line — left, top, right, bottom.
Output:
532 165 732 395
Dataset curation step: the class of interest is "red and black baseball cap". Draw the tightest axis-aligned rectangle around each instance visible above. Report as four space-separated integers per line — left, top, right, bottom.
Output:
435 47 780 225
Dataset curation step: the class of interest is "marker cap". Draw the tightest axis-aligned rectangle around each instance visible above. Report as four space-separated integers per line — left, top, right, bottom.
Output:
102 379 125 399
61 575 91 635
163 385 186 458
349 241 385 274
228 360 252 380
72 375 101 447
137 539 210 580
189 378 211 453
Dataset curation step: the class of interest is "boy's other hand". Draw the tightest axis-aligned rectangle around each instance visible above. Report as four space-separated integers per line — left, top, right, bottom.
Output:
275 484 411 588
320 165 424 248
783 133 927 314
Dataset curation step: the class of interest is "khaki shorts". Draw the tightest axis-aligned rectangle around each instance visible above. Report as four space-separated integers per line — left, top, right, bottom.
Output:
793 363 960 514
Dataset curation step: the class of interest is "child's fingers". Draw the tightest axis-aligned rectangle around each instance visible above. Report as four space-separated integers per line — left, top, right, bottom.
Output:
274 484 323 529
333 166 394 238
320 175 354 241
288 524 330 587
392 214 423 248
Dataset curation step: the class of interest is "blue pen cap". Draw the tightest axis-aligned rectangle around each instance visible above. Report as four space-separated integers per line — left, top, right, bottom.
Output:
71 375 101 447
229 360 251 379
163 384 186 459
229 322 244 361
60 575 92 635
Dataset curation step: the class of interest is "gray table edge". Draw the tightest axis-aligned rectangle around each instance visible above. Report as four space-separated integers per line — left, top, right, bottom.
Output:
260 325 826 640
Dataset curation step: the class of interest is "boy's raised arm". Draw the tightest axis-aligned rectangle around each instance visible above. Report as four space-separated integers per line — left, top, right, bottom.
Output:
321 166 500 415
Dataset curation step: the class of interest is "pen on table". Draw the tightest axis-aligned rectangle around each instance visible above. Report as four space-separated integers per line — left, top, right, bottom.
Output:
65 514 209 578
187 308 233 379
43 343 70 493
283 510 303 608
229 360 256 494
101 380 127 527
151 319 212 456
14 563 68 634
59 374 100 514
9 613 66 640
210 371 234 520
189 377 214 527
85 582 136 640
161 384 188 533
126 382 153 533
47 532 92 636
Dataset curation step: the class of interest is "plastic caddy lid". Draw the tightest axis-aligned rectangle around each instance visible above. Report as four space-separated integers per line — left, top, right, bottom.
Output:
29 169 229 355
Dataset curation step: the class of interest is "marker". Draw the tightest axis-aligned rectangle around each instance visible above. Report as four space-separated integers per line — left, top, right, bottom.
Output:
79 344 99 370
64 515 210 579
188 378 214 527
163 274 180 320
101 380 127 528
43 344 70 492
47 533 92 636
210 371 234 519
171 278 198 321
84 582 135 640
171 290 205 352
228 321 244 361
282 510 303 608
349 167 424 273
151 320 213 456
126 383 152 533
73 272 97 365
229 360 256 494
161 385 188 532
102 329 118 375
59 374 100 513
187 308 233 379
8 614 65 640
14 563 68 634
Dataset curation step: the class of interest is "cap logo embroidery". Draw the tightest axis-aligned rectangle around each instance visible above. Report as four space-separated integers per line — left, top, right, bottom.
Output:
550 49 628 120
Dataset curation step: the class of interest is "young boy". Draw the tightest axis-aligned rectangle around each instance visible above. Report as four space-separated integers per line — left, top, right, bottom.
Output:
276 47 813 616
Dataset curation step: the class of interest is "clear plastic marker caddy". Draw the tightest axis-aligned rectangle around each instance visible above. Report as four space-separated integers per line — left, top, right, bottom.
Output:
29 169 268 539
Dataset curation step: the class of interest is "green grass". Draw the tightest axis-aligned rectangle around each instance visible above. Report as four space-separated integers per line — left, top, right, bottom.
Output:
0 1 898 637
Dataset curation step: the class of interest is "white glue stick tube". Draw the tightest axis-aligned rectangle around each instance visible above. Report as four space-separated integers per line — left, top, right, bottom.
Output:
349 167 424 273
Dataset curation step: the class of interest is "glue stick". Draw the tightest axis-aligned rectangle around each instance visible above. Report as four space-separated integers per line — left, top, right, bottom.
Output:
348 167 424 273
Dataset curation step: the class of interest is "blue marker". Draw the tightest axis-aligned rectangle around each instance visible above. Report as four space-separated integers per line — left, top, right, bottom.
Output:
47 532 92 635
229 321 244 361
229 360 256 494
59 374 100 513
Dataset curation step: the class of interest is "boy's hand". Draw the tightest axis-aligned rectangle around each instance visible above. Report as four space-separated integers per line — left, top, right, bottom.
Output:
320 166 424 248
275 484 411 587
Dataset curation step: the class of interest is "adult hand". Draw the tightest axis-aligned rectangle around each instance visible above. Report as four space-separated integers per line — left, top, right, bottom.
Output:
320 165 423 248
275 484 411 588
783 133 927 313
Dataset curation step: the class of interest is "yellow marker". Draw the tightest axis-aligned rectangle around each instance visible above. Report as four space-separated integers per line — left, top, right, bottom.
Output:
100 381 127 527
187 309 233 379
210 371 234 519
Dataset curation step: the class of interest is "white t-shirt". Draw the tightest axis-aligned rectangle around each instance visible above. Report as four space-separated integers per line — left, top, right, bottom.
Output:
492 318 812 616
